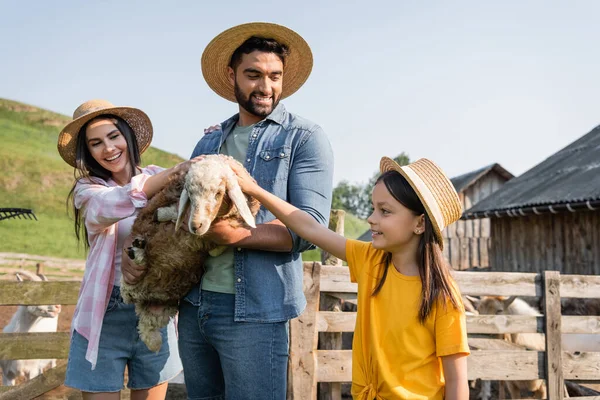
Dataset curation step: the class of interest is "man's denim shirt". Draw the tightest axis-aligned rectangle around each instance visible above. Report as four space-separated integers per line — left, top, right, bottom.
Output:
184 103 334 322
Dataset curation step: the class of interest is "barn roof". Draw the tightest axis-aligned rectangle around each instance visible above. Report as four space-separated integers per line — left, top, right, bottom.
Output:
451 163 514 194
464 124 600 219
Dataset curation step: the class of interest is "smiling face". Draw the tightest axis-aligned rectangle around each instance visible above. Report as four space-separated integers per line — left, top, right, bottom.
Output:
367 181 424 252
228 50 284 125
85 118 132 184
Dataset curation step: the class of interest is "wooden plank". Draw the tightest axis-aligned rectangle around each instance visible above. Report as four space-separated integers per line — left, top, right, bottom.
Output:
0 281 80 305
561 274 600 298
321 210 345 267
316 350 352 383
563 351 600 380
469 237 479 269
287 262 321 400
562 316 600 334
317 312 356 333
479 237 489 269
320 266 356 294
468 337 529 350
0 332 70 359
0 361 67 400
318 294 343 400
467 315 542 334
468 350 544 380
544 270 563 399
454 271 542 297
450 237 460 270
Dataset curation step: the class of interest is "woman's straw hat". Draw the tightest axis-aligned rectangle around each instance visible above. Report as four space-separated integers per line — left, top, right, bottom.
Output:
380 157 463 248
57 99 153 168
201 22 313 102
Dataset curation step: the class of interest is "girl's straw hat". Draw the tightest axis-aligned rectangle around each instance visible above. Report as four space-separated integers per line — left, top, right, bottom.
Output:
201 22 313 102
57 99 153 168
380 157 462 248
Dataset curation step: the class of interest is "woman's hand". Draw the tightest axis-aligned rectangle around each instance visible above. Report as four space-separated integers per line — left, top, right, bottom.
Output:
227 160 260 196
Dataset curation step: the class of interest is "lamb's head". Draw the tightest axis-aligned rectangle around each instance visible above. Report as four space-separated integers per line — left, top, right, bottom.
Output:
478 296 517 315
176 155 257 236
15 271 62 318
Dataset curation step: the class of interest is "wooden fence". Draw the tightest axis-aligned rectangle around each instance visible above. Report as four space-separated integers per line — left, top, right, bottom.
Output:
287 264 600 400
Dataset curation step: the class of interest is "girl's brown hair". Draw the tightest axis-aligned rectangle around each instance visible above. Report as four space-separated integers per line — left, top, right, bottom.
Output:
372 170 462 323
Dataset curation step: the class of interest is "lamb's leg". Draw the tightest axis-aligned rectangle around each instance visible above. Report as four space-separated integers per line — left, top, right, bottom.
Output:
155 204 178 222
136 304 178 352
127 237 147 267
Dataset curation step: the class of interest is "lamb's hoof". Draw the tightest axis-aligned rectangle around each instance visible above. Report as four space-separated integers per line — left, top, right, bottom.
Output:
132 238 146 249
127 247 135 260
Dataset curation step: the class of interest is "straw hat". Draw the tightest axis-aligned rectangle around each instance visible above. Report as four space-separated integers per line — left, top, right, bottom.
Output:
57 99 153 168
380 157 463 248
201 22 313 102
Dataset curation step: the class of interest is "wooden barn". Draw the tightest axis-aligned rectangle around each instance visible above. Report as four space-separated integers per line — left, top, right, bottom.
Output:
443 163 513 270
463 124 600 274
357 163 513 270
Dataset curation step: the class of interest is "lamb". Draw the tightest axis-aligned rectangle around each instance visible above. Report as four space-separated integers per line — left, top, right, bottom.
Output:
120 155 260 352
0 271 62 386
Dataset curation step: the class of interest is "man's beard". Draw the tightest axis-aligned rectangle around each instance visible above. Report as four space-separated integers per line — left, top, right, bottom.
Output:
234 81 280 118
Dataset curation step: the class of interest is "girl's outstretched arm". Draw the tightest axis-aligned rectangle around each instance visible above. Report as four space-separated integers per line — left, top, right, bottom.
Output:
441 353 469 400
229 161 348 261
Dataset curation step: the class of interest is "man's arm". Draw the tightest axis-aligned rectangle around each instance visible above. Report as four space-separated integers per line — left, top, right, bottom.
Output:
209 126 334 253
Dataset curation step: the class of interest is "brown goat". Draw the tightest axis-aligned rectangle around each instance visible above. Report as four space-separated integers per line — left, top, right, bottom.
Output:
120 155 260 352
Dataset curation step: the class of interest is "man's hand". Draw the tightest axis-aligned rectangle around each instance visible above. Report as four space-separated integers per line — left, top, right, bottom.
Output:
207 220 251 246
121 235 148 284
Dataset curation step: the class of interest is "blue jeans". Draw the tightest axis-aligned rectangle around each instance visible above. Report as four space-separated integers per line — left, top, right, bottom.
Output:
178 290 289 400
65 286 182 392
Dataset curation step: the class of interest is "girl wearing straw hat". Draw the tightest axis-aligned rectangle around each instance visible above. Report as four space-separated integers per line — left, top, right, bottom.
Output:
229 157 470 400
57 99 197 399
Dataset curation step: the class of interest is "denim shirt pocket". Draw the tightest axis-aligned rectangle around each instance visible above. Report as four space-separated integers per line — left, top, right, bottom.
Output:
255 145 291 183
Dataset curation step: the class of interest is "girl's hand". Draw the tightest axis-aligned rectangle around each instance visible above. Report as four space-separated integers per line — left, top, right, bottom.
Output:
227 160 259 196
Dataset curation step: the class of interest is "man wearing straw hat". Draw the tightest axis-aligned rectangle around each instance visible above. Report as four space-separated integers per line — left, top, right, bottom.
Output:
123 22 333 399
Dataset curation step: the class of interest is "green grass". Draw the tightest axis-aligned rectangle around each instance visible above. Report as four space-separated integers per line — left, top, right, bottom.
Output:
0 98 369 263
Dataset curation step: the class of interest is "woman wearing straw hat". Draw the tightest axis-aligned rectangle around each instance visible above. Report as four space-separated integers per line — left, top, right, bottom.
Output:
57 99 199 399
122 22 334 399
229 157 470 399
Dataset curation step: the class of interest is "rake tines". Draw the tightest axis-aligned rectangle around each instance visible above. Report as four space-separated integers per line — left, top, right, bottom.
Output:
0 208 38 221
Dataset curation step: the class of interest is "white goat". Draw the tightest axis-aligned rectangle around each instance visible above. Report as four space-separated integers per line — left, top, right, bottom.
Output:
0 271 61 386
121 155 260 352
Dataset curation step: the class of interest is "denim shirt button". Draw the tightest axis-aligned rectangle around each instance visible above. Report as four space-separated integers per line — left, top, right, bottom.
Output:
237 247 242 251
246 158 251 162
265 155 270 160
237 278 241 283
280 152 285 157
252 133 257 138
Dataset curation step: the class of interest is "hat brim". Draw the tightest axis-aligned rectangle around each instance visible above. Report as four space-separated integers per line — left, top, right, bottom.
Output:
380 157 446 249
57 107 153 168
201 22 313 102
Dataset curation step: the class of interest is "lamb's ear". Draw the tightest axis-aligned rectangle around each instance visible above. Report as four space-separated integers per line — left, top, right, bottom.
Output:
175 189 190 231
226 174 256 228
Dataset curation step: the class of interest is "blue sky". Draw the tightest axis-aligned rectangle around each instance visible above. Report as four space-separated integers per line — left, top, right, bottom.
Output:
2 1 599 185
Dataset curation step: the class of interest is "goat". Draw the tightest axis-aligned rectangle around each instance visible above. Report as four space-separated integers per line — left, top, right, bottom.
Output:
477 296 547 399
0 271 61 386
120 155 260 352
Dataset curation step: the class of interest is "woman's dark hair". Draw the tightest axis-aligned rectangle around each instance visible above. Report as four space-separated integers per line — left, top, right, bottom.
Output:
66 115 141 248
372 170 462 323
229 36 289 71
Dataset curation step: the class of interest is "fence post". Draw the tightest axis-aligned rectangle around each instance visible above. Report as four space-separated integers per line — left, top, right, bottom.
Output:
543 270 563 399
319 210 345 400
287 262 321 400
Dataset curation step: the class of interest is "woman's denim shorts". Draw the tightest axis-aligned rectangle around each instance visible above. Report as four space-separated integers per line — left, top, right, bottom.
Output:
65 286 182 392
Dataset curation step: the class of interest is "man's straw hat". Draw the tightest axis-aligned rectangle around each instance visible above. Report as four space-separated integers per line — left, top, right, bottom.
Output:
380 157 463 248
57 99 153 168
201 22 313 102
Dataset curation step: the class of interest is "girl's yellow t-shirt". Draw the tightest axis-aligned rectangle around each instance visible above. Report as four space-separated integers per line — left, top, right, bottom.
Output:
345 239 470 400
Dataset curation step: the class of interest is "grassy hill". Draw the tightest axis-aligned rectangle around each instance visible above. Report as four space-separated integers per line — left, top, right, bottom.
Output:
0 98 368 261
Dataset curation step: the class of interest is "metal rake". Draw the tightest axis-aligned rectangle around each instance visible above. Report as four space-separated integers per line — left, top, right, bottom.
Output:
0 208 38 221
